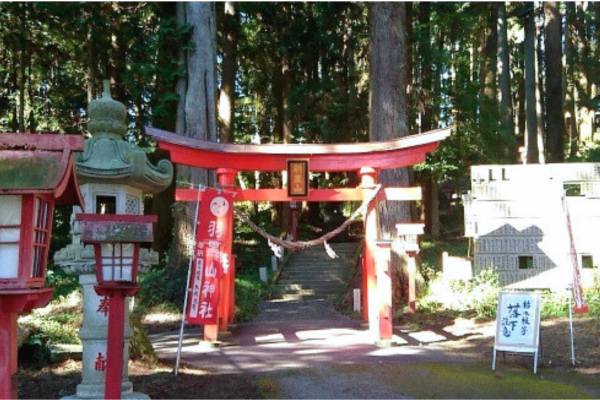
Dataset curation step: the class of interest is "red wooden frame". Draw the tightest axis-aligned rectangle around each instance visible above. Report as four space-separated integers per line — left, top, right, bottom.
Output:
0 194 54 290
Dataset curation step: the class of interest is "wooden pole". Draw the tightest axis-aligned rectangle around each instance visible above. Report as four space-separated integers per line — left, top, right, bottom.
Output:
0 311 18 400
359 167 380 338
104 293 126 400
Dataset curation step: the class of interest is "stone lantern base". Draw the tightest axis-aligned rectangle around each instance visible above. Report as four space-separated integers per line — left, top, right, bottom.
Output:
60 274 149 400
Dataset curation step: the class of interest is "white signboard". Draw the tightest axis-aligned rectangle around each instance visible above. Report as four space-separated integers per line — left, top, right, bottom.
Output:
492 290 541 373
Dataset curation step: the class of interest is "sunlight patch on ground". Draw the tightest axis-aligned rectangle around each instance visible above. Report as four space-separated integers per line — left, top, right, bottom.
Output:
368 346 428 357
446 317 496 338
295 328 364 343
294 348 331 355
408 330 447 343
256 333 286 343
142 312 181 324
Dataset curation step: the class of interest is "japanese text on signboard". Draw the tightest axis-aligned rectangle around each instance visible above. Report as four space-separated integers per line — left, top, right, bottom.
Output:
495 291 541 348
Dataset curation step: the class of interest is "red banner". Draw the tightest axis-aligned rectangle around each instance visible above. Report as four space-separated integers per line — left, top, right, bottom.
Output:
186 188 234 324
563 196 588 313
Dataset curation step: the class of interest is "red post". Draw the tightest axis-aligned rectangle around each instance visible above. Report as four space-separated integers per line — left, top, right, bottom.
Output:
290 201 297 241
0 311 18 400
104 293 126 400
229 255 236 323
215 168 237 334
359 167 380 337
0 288 53 399
94 286 137 400
360 254 368 321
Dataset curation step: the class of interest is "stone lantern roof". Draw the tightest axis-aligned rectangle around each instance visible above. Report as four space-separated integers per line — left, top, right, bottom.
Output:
74 81 173 194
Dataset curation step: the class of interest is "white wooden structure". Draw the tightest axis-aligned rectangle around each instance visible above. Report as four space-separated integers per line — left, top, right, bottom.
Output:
464 163 600 289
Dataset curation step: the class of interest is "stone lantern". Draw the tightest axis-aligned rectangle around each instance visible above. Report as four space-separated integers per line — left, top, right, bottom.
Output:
54 82 172 400
0 133 84 399
396 223 424 314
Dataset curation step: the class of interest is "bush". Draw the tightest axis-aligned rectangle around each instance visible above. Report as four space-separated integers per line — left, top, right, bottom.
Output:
136 266 188 314
234 276 267 322
45 267 79 300
18 292 82 364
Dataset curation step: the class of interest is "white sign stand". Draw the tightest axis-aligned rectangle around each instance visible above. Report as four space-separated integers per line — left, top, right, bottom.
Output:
492 290 542 373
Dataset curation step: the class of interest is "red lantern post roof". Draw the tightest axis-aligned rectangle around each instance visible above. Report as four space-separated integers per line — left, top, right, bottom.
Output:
146 126 450 172
0 133 84 207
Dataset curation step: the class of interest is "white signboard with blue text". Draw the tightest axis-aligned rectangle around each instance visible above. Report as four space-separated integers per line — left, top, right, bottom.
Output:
492 290 541 373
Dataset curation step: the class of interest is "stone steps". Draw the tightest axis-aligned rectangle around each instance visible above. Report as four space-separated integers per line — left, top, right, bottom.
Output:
271 242 359 301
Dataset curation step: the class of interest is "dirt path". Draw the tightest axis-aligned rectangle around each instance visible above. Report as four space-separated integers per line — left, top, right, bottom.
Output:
150 298 600 399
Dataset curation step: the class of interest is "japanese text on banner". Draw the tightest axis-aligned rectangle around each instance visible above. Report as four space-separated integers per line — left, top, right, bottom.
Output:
185 188 233 325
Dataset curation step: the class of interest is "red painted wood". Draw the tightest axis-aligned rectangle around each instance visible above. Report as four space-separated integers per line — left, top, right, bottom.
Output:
105 292 126 400
0 288 53 399
376 242 393 341
216 170 235 333
229 255 236 323
176 187 421 202
360 170 380 339
0 311 18 399
146 126 449 172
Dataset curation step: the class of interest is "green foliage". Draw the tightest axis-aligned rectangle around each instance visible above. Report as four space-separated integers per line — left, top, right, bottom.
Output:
540 290 570 317
584 283 600 317
18 292 82 365
569 140 600 162
234 277 267 322
135 266 188 314
45 268 79 300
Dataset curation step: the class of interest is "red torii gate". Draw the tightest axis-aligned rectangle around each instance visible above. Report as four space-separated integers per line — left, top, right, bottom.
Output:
147 126 449 343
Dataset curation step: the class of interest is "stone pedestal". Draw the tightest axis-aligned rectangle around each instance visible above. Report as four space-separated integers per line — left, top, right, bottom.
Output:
63 274 148 400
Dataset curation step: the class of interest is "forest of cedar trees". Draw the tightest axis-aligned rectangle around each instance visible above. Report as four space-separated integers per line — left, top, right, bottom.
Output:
2 2 600 278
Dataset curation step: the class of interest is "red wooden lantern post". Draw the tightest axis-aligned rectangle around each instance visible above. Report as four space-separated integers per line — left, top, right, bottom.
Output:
0 133 83 399
76 214 156 400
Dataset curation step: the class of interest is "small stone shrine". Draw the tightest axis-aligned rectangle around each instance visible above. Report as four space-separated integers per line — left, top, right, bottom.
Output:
54 81 172 399
464 163 600 289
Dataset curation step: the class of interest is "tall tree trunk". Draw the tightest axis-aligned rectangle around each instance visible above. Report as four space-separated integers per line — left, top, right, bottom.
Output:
17 4 26 133
497 2 515 159
574 2 594 145
564 1 578 158
218 1 237 143
524 2 539 163
279 56 292 234
480 3 499 158
369 2 412 305
170 2 217 270
417 2 439 237
369 3 411 237
544 1 566 162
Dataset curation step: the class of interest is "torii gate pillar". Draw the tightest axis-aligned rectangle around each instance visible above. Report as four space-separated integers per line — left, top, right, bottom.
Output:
359 167 381 337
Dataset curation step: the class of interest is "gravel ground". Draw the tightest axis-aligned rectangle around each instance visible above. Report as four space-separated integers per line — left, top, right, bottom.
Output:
252 298 356 322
